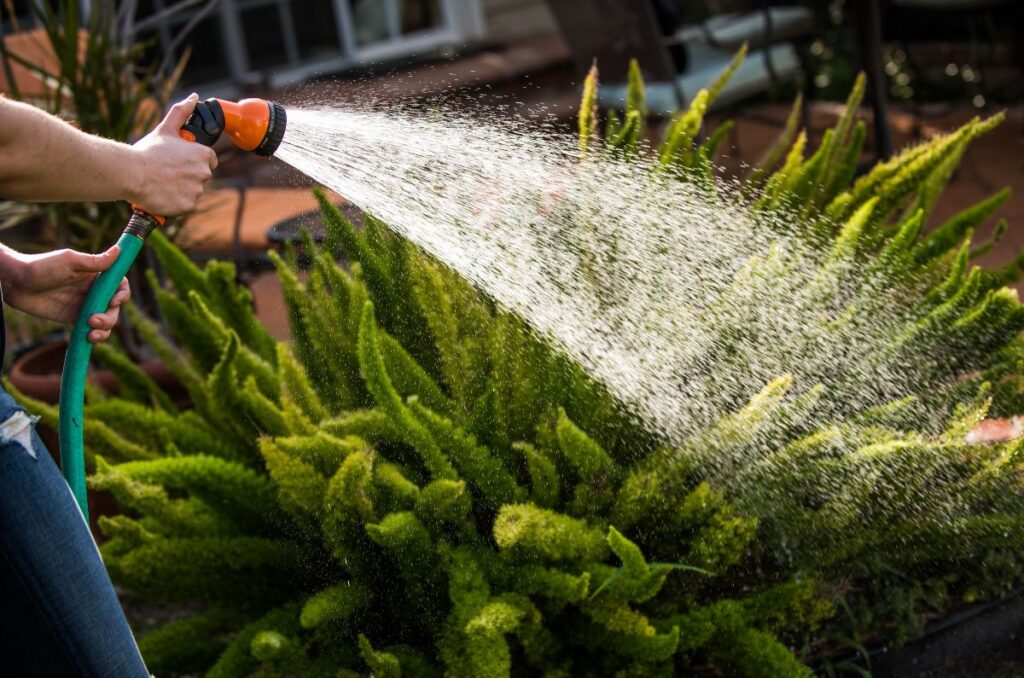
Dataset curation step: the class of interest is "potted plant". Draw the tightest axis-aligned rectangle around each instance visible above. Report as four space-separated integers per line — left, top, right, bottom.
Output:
10 53 1024 676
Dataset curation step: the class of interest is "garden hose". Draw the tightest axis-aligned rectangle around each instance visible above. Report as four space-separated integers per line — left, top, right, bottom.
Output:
58 98 288 519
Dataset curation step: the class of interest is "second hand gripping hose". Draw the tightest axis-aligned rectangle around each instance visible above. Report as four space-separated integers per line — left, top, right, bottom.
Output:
58 98 287 520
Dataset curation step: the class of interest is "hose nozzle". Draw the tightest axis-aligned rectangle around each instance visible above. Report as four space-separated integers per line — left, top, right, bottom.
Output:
181 97 287 157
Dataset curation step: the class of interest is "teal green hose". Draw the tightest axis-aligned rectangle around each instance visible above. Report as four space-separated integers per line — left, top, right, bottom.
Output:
59 231 145 521
53 95 286 520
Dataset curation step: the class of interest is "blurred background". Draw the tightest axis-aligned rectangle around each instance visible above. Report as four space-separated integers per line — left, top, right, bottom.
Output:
1 0 1022 392
2 6 1024 671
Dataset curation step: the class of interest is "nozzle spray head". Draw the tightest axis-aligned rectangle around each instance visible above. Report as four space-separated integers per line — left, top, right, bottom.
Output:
181 97 287 156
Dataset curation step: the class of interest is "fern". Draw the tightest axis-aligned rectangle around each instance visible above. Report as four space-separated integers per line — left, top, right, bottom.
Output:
51 53 1024 678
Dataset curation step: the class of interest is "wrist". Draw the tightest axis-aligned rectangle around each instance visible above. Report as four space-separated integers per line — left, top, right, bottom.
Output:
0 244 26 298
119 144 146 206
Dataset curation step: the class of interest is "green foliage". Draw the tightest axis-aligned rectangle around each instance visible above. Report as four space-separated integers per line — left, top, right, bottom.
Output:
578 61 599 154
137 609 241 677
52 51 1024 677
625 60 646 117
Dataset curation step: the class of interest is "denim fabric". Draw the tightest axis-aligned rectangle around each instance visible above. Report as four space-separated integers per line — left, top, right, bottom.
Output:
1 285 6 371
0 385 150 677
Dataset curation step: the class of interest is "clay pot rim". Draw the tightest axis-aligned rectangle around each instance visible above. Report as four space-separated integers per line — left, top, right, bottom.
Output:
8 336 176 403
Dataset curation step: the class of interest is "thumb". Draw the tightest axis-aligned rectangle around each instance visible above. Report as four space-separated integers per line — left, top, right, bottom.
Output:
157 93 199 133
70 245 120 273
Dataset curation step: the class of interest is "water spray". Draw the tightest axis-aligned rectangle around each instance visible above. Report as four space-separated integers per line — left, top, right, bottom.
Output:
58 98 288 520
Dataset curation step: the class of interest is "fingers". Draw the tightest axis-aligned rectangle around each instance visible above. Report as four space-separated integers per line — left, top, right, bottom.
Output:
98 277 130 316
111 277 131 306
157 92 199 134
87 307 117 343
69 245 120 273
87 330 111 343
189 145 216 183
184 143 216 175
87 306 118 330
87 277 129 344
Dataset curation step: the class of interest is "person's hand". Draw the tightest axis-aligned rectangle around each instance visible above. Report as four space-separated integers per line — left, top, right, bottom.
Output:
128 93 218 215
3 246 130 343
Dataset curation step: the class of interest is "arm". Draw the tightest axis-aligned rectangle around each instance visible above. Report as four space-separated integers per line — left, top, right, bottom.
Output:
0 94 223 341
0 96 139 204
0 93 218 214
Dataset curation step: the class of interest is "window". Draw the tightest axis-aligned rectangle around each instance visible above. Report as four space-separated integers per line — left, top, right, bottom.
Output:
134 0 482 92
350 0 391 46
239 2 291 71
348 0 445 46
402 0 444 35
133 0 233 88
293 1 341 60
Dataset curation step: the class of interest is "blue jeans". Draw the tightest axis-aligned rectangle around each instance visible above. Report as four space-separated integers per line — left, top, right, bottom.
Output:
0 386 149 677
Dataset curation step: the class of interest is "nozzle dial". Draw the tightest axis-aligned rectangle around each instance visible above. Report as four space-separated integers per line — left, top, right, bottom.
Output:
179 97 287 157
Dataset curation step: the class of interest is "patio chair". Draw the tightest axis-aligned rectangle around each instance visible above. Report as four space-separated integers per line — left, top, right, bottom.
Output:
545 0 813 114
852 0 1021 159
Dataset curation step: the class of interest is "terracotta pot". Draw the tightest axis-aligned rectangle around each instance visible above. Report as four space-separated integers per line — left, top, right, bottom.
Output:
8 337 177 404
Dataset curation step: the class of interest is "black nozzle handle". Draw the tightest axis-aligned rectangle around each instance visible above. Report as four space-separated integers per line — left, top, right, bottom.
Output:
180 98 225 147
127 99 226 229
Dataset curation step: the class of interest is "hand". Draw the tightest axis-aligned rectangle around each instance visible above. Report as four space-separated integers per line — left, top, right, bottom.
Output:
3 246 130 343
128 93 219 215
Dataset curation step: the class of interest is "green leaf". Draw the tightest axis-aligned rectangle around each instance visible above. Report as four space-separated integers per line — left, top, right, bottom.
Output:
578 61 599 153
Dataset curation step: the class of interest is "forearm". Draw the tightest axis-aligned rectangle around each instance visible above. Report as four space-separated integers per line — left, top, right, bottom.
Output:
0 97 142 204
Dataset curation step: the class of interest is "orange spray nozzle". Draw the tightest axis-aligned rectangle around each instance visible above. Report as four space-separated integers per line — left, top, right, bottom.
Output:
180 97 287 157
131 96 287 226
